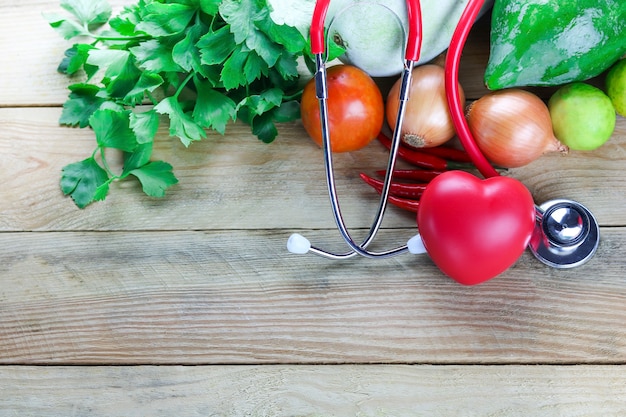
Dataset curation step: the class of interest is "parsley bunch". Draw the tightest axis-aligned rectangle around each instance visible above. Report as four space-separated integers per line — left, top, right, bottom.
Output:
47 0 324 208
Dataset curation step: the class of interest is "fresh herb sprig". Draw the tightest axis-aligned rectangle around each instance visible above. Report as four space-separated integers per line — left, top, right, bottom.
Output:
48 0 336 208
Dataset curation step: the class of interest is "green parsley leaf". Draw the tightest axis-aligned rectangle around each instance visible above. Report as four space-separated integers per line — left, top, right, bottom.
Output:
60 83 106 128
123 142 154 174
58 44 95 75
89 109 138 152
220 44 249 90
219 0 265 45
273 53 300 80
272 100 300 122
103 55 143 100
243 50 269 84
130 39 183 73
238 88 282 115
45 12 89 39
98 100 125 112
255 15 306 54
155 97 206 147
129 110 160 144
251 111 278 143
60 0 112 28
172 21 208 75
124 71 164 105
129 161 178 198
93 181 111 203
135 3 196 37
60 157 110 208
86 48 132 79
199 0 221 15
192 76 236 134
302 34 346 73
220 0 283 68
109 1 146 36
249 31 282 68
197 25 236 66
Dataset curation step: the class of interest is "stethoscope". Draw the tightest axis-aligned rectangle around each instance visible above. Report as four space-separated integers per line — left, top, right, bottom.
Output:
287 0 600 279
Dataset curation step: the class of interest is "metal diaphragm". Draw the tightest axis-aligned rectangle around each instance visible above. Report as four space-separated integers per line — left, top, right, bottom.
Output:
529 199 600 269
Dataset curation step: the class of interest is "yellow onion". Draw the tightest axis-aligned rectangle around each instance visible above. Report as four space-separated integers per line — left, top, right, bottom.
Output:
386 64 464 148
466 89 568 168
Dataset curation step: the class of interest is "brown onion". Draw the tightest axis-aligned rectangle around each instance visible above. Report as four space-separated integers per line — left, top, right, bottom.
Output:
386 64 465 148
466 89 568 168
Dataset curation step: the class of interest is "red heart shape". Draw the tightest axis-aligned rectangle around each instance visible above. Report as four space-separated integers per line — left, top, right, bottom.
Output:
417 171 536 285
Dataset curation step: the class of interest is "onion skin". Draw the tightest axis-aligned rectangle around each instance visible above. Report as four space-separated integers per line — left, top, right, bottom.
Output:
466 89 568 168
386 65 465 148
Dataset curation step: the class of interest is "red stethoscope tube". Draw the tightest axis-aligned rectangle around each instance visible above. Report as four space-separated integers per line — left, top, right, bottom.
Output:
310 0 423 62
444 0 499 178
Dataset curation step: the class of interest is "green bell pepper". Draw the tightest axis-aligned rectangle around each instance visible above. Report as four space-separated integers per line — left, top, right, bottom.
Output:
484 0 626 89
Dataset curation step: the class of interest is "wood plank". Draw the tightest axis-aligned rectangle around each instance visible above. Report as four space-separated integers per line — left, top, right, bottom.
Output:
0 365 625 416
0 107 409 231
1 229 625 364
2 2 624 415
0 0 134 107
1 108 625 232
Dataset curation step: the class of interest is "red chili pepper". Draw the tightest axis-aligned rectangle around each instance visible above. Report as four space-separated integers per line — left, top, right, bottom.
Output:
377 133 471 170
387 195 420 213
360 173 427 199
367 185 421 213
376 169 445 182
409 145 472 163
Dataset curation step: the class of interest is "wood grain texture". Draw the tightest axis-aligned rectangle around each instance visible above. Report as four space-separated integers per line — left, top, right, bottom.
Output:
1 365 625 417
1 108 625 232
1 229 625 364
0 107 406 231
1 0 626 414
0 0 133 107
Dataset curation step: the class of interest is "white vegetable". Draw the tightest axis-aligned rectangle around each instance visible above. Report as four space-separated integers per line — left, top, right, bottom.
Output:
267 0 494 77
267 0 317 36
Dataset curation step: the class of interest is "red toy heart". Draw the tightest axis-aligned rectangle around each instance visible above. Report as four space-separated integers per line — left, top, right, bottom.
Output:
417 171 536 285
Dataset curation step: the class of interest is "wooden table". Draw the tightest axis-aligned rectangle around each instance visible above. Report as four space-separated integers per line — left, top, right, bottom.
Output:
1 1 625 415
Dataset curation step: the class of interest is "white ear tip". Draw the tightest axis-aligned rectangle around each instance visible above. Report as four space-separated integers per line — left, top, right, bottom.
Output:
407 234 427 254
287 233 311 254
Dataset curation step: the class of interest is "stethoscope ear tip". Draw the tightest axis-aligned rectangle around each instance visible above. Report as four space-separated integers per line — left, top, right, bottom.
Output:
407 234 427 254
287 233 312 254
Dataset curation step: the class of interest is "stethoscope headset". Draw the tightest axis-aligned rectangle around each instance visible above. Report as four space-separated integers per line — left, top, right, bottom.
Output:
287 0 600 284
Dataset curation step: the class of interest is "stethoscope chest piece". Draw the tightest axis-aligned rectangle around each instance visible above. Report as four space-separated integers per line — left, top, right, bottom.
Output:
530 199 600 269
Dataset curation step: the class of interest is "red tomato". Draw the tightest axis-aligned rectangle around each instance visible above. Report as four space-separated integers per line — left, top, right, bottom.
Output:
300 65 384 153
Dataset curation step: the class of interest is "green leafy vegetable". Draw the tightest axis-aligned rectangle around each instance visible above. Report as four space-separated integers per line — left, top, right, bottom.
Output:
48 0 343 208
129 161 180 198
154 96 207 147
61 157 110 208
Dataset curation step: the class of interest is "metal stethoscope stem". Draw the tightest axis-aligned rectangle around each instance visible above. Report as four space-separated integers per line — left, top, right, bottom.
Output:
288 0 424 259
288 0 600 269
303 56 417 259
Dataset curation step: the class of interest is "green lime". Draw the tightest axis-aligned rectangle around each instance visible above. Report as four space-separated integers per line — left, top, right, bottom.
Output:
606 58 626 117
548 83 616 151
